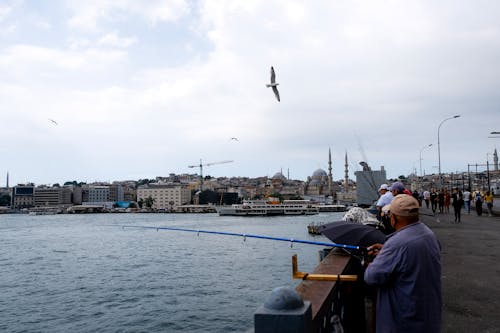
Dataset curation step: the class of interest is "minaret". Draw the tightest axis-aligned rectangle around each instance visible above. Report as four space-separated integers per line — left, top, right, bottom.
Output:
328 148 333 197
494 148 499 171
344 151 349 192
6 171 9 188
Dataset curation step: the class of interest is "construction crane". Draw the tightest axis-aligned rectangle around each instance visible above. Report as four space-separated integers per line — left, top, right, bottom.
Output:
188 159 234 189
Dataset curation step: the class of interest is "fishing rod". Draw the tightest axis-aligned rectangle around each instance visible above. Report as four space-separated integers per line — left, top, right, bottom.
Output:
117 225 368 252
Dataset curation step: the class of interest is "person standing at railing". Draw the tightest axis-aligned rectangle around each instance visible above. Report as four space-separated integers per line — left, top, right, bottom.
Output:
364 195 442 333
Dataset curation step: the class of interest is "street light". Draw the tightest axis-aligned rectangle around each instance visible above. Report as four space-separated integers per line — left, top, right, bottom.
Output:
419 143 433 178
438 115 460 183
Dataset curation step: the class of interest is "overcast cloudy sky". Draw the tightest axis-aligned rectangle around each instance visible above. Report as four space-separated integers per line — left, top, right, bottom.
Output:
1 0 499 186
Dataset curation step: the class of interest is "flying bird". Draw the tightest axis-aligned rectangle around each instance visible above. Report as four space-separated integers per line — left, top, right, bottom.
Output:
230 137 239 141
266 66 280 102
48 118 58 125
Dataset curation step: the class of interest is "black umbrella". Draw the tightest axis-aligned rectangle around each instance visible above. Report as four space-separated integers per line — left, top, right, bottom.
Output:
318 221 386 248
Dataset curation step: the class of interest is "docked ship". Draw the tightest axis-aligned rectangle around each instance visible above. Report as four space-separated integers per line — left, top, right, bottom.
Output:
217 198 319 216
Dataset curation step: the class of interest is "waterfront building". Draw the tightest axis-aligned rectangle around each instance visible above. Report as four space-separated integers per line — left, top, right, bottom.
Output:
108 184 124 202
12 185 35 209
137 184 191 210
34 186 72 207
85 185 110 203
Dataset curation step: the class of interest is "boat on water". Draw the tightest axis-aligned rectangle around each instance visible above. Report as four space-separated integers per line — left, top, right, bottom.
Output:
315 204 347 212
28 207 61 215
217 198 319 216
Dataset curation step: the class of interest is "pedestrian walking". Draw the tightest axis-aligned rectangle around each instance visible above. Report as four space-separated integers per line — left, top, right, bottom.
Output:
474 190 483 216
463 188 471 214
423 190 431 209
430 188 438 214
484 191 494 217
444 189 451 214
451 188 464 223
438 189 445 214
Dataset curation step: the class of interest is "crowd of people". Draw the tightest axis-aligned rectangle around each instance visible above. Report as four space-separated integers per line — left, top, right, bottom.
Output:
378 184 495 220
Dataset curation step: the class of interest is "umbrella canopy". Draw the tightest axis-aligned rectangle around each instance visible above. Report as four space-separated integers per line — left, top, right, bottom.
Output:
318 221 386 248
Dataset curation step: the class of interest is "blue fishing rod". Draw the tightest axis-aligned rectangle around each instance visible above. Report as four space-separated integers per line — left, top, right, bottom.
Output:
117 225 368 252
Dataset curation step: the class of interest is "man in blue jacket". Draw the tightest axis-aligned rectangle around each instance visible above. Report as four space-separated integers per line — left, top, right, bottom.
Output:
364 194 442 332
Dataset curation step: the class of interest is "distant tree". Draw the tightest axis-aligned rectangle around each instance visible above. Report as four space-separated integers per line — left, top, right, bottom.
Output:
52 183 60 188
64 181 86 186
0 194 11 206
137 179 157 186
137 198 144 208
144 196 155 208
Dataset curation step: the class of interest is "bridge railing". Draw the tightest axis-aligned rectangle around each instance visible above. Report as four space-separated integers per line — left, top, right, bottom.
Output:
254 250 374 333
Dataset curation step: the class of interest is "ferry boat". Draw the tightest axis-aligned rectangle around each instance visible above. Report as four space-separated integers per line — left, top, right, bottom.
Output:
217 198 319 216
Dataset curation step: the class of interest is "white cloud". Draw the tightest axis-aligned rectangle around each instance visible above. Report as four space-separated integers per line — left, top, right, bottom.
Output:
66 0 190 32
0 4 12 21
98 32 137 48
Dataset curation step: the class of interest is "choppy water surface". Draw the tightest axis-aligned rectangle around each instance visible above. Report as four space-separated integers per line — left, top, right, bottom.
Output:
0 213 342 332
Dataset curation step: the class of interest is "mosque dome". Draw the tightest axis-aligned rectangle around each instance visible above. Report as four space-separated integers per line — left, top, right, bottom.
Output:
312 169 327 178
272 172 287 181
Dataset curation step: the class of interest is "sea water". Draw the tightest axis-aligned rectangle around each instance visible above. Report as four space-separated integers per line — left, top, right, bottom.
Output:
0 212 342 332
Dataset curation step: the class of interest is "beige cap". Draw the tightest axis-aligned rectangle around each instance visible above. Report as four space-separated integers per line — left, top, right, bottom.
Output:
387 194 419 217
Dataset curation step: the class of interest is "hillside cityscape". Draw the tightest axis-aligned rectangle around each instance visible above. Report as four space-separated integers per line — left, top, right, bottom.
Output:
1 149 499 214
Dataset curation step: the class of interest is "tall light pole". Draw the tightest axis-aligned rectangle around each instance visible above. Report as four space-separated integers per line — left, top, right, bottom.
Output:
419 143 433 178
438 115 460 184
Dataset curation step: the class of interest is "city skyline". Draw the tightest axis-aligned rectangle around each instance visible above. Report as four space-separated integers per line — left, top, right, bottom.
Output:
1 1 500 185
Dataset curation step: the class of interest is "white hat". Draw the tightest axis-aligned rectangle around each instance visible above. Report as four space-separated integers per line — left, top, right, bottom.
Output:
378 184 389 191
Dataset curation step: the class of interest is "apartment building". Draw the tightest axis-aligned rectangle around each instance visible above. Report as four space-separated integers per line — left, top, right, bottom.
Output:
137 185 191 209
12 185 35 208
34 187 72 206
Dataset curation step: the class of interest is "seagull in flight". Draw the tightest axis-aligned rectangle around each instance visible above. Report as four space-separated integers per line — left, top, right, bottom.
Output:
266 66 280 102
48 118 58 125
230 137 239 141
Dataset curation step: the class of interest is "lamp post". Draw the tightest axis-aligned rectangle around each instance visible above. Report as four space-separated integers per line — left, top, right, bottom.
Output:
419 143 433 178
438 115 460 185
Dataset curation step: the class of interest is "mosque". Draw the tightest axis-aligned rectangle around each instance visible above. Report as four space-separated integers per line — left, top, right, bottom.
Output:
302 148 351 204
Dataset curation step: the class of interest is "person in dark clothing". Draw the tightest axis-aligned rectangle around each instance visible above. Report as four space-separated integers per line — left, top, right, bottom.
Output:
412 190 421 206
430 189 438 214
438 189 445 213
451 188 464 223
474 190 483 216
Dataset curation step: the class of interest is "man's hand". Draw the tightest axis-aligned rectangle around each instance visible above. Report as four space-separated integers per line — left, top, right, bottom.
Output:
367 243 383 257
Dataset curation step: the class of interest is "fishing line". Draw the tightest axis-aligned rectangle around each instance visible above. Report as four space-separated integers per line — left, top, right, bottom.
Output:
116 225 367 252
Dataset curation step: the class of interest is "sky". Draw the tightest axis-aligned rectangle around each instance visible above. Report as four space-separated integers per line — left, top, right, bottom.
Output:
1 0 499 186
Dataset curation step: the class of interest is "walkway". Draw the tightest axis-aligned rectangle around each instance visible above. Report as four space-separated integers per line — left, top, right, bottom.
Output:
420 204 500 332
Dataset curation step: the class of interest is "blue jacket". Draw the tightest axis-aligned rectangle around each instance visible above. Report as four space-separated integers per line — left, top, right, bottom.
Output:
364 222 442 333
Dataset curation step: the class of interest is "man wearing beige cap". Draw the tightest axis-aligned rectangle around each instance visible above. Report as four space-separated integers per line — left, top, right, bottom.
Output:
364 194 442 333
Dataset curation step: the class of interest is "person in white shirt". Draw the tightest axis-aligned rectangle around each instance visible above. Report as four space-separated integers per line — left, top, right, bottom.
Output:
423 190 431 208
376 184 394 211
463 188 471 214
